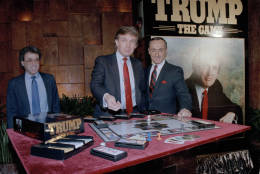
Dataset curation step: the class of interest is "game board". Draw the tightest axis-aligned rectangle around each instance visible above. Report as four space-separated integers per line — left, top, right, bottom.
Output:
89 115 219 142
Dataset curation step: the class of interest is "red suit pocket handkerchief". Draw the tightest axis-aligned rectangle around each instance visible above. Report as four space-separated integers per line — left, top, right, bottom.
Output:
161 80 167 84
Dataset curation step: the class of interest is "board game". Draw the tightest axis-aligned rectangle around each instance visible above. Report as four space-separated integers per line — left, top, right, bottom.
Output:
90 115 219 142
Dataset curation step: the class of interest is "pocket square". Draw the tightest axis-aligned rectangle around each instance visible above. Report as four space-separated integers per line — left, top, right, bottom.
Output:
161 80 167 84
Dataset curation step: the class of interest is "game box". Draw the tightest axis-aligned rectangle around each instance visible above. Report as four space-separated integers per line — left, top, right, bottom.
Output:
90 145 127 161
31 135 94 160
13 113 84 141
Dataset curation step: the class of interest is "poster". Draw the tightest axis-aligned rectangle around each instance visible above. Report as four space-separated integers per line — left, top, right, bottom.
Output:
142 0 247 123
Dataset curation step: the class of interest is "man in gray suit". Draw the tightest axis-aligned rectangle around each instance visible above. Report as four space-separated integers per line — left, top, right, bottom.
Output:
91 26 146 117
6 46 60 128
146 37 192 116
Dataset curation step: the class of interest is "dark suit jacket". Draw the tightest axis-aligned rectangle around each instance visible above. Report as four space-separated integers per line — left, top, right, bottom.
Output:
90 53 146 117
6 73 60 128
146 61 192 114
186 74 243 124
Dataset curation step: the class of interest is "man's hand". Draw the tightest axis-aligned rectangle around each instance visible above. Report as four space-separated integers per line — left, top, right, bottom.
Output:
104 93 121 111
219 112 236 123
177 108 192 117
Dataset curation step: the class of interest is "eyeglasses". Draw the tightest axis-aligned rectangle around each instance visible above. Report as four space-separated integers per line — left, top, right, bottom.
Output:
149 48 166 53
23 59 40 63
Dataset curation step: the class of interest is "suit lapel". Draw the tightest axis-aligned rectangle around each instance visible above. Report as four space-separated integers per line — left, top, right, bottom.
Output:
146 65 152 94
152 62 168 96
40 73 51 110
110 54 121 101
19 74 30 113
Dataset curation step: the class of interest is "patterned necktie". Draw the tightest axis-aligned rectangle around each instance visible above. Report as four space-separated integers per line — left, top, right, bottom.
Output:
123 58 133 114
31 76 41 115
202 89 208 119
149 65 157 97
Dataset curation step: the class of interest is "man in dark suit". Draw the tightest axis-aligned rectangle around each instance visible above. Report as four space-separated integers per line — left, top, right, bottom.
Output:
185 52 243 124
146 37 192 116
91 26 146 117
6 46 60 128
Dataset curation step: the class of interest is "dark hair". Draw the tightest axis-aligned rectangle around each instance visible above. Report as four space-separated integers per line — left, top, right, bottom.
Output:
149 37 167 48
114 26 138 40
19 46 42 63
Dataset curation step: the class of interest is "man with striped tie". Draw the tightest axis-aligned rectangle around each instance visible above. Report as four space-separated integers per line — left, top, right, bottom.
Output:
6 46 60 128
146 37 192 117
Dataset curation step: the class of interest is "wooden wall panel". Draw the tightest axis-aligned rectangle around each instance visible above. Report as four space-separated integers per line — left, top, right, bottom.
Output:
69 0 99 13
40 66 57 77
0 43 9 72
0 24 10 42
11 50 23 77
42 37 59 65
33 0 49 23
58 37 83 65
55 65 84 83
69 15 82 37
85 69 92 96
57 84 84 97
27 22 44 49
102 12 132 54
0 72 13 97
82 14 101 45
49 0 68 20
84 45 103 69
248 0 260 109
43 21 68 37
100 0 132 12
12 22 26 50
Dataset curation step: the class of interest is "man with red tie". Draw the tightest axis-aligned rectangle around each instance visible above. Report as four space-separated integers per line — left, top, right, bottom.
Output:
185 52 242 124
91 26 146 117
146 37 192 117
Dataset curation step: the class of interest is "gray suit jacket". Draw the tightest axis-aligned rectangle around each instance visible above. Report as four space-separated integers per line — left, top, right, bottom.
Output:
6 73 60 128
146 61 192 114
90 53 146 117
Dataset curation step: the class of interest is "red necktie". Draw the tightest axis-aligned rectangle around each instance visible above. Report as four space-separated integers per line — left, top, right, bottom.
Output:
123 58 133 114
149 65 157 97
202 89 208 119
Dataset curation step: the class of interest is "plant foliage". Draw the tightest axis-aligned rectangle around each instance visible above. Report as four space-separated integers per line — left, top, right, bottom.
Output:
0 104 13 164
60 95 96 116
247 107 260 133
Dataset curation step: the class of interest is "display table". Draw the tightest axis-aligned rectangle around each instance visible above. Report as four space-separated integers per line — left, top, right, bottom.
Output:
7 119 250 174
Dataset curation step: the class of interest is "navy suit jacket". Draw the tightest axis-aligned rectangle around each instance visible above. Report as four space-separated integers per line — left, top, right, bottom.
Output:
6 73 60 128
146 61 192 114
90 53 146 117
185 74 243 124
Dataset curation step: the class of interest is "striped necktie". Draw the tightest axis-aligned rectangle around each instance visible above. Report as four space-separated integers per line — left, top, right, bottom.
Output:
149 65 157 97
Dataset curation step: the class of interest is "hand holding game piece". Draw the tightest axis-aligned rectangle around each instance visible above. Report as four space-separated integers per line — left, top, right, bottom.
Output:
157 133 161 140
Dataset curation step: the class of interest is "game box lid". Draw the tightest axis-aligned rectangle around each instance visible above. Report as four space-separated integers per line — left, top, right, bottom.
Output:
13 113 84 142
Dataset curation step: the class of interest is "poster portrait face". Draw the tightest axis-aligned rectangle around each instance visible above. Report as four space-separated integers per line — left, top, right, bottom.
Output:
159 36 245 115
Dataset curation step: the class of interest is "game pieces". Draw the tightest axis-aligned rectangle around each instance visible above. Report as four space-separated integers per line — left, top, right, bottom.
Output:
157 132 162 140
147 132 152 141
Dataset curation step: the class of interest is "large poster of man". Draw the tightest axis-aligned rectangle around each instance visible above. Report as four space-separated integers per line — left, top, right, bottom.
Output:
160 36 245 124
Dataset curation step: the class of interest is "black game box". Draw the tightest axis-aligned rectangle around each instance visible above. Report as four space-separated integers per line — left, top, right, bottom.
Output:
13 113 84 141
31 135 94 160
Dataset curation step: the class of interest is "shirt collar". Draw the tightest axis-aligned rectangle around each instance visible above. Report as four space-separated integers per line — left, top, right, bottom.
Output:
116 51 130 63
25 72 40 80
152 60 165 70
195 84 208 94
